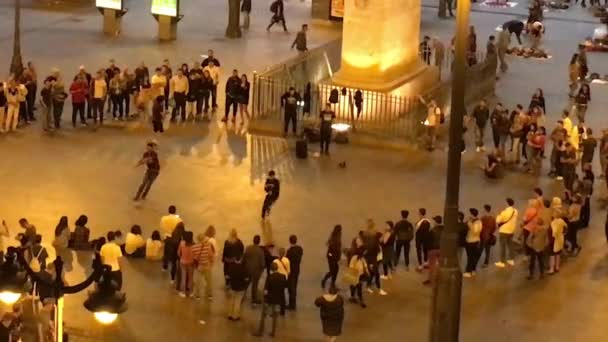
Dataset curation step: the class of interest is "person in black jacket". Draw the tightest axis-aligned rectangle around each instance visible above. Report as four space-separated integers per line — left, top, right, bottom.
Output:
223 69 241 123
286 235 303 310
222 229 245 287
187 66 202 120
423 217 443 285
321 225 342 289
267 0 288 32
315 286 344 341
319 103 336 155
200 70 214 117
281 87 301 136
227 259 250 321
261 170 281 219
254 263 287 337
393 210 414 269
472 99 490 152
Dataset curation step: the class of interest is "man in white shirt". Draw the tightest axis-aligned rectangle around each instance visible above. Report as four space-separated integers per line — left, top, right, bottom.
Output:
203 60 220 110
495 198 518 268
100 231 123 289
170 69 189 122
151 67 167 99
91 71 107 124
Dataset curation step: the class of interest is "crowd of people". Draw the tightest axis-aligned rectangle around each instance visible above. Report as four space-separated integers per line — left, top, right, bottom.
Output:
0 50 256 134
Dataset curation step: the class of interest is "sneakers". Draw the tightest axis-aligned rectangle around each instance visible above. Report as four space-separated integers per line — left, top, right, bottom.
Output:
476 147 480 152
506 259 515 266
380 275 389 280
463 272 472 278
178 292 186 298
366 288 374 294
379 289 388 296
495 262 506 268
198 320 206 325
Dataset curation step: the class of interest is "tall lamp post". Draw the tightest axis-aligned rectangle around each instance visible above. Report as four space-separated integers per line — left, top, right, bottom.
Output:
429 0 471 340
0 248 127 342
10 0 24 79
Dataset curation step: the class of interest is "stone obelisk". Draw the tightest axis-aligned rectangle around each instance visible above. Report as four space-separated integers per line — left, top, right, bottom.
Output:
332 0 438 94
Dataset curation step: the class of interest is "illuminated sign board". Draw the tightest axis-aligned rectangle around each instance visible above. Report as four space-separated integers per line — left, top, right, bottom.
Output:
330 0 344 20
96 0 122 10
151 0 179 17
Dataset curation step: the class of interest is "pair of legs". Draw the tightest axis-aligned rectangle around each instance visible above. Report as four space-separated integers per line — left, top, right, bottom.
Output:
284 112 297 135
321 258 339 289
224 97 238 121
267 15 288 32
548 251 561 273
261 195 277 218
349 275 366 306
415 235 428 267
194 266 213 299
249 272 262 303
2 105 19 132
180 263 194 295
91 98 105 123
287 271 299 309
320 132 331 154
394 239 411 267
228 290 245 319
53 101 64 128
464 242 481 274
239 103 250 121
134 170 159 200
480 240 493 266
255 303 280 337
111 94 123 118
72 102 86 127
172 92 187 121
498 233 515 263
528 251 544 278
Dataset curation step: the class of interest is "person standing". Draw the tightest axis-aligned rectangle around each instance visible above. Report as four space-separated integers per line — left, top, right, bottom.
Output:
315 286 344 342
254 262 287 337
243 235 265 305
575 84 591 123
203 60 220 111
286 235 303 310
380 221 396 278
414 208 430 270
24 62 38 121
104 60 120 114
561 142 578 193
100 231 123 290
472 99 490 152
321 225 342 290
420 36 432 64
17 78 29 125
170 69 189 122
120 68 133 119
109 73 123 120
432 37 446 76
267 0 288 32
186 66 202 120
495 198 518 268
133 141 161 201
50 70 67 129
346 250 368 308
223 69 241 123
261 170 280 219
152 95 165 133
464 209 482 278
292 25 308 53
69 75 88 127
319 103 336 155
423 217 443 285
526 217 548 280
192 229 216 301
238 74 251 123
4 80 20 132
0 82 6 133
281 87 301 137
177 231 195 297
227 258 250 321
467 26 478 65
549 213 566 274
581 128 597 171
91 71 107 125
223 229 245 287
480 204 496 267
241 0 252 29
393 210 414 270
497 29 510 73
566 195 583 255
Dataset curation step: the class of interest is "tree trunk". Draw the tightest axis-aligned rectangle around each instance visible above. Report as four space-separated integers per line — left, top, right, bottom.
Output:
438 0 447 18
10 0 24 79
225 0 242 39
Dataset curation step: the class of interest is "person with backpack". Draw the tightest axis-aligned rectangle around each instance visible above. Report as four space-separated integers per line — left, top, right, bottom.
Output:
393 210 414 270
267 0 288 33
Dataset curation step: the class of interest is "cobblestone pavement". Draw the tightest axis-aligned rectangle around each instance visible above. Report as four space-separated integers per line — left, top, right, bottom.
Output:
1 1 608 341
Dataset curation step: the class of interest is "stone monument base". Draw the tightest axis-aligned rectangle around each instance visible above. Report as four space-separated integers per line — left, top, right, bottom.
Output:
331 62 440 96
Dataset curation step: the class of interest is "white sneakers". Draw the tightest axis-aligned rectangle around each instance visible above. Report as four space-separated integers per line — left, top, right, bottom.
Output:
379 289 388 296
380 275 389 280
495 262 506 268
463 272 472 278
506 259 515 266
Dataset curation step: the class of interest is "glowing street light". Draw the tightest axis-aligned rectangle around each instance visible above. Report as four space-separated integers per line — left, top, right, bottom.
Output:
0 291 21 305
94 311 119 325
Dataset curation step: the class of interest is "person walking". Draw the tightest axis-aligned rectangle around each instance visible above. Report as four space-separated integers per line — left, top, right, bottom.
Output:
497 29 510 73
223 70 241 123
281 87 301 137
575 83 591 123
241 0 252 29
464 208 482 278
393 210 414 270
495 198 518 268
526 217 548 280
69 75 88 127
243 235 265 305
292 25 308 53
261 170 280 219
480 204 496 267
133 140 161 201
472 99 490 152
254 262 287 337
321 225 342 290
286 235 303 310
432 37 446 76
319 103 336 155
227 258 250 321
314 286 344 342
177 231 195 297
267 0 288 32
345 250 368 308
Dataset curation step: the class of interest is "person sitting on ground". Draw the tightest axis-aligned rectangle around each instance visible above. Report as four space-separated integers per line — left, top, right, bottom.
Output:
482 149 502 178
70 215 91 250
125 225 146 258
146 230 164 261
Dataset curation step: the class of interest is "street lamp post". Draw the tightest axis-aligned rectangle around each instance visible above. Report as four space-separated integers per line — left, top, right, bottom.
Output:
10 0 24 79
428 0 471 341
0 248 127 342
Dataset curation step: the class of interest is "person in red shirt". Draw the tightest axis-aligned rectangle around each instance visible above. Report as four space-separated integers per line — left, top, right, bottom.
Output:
526 127 546 175
69 74 89 127
480 204 497 267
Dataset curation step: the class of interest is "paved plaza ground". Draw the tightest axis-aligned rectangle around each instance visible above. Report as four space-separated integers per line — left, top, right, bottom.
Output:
1 0 608 341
